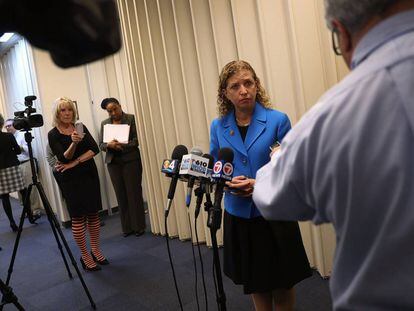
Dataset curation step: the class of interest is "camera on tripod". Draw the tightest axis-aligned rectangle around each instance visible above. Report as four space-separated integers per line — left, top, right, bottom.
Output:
13 95 44 131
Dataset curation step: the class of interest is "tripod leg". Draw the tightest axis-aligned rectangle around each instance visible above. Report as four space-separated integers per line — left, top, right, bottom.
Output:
5 184 34 285
40 194 74 279
35 182 96 310
0 278 25 311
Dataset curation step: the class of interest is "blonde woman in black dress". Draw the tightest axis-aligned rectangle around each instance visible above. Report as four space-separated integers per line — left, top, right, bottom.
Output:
48 97 108 271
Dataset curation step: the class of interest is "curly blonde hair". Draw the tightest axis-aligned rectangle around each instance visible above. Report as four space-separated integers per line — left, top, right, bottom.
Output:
52 97 78 126
217 60 272 117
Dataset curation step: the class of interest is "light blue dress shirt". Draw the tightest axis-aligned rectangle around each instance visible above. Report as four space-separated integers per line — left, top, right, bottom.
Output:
254 9 414 311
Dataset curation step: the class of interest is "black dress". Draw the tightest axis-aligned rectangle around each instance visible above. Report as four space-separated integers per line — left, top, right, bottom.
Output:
48 126 102 218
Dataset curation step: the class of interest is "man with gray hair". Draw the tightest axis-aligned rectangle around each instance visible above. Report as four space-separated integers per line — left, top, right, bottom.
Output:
251 0 414 310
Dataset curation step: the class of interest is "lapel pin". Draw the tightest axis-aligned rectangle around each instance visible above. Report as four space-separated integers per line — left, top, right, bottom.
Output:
230 130 234 136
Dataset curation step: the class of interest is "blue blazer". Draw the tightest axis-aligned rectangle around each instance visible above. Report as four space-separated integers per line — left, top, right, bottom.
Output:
210 103 291 219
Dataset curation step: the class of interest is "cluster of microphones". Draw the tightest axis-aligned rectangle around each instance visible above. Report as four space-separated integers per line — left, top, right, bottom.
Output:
161 144 234 222
161 145 234 310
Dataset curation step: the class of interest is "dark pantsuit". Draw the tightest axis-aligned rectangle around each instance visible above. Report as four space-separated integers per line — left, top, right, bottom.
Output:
108 158 145 233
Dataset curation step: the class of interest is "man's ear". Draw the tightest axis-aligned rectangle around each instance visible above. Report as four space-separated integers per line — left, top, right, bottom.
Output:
332 19 353 54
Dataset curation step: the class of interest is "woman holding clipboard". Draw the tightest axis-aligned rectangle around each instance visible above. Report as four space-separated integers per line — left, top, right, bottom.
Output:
99 98 146 237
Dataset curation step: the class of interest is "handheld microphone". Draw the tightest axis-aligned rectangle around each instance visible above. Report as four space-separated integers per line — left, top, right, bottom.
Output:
194 153 214 218
162 145 188 217
209 148 234 229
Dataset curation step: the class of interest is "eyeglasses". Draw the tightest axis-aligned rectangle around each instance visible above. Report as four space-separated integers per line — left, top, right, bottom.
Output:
331 29 342 56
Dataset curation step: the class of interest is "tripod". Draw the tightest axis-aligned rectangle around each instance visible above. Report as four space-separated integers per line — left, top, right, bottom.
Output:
2 130 96 310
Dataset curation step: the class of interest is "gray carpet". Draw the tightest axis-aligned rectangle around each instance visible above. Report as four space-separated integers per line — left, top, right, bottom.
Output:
0 199 332 310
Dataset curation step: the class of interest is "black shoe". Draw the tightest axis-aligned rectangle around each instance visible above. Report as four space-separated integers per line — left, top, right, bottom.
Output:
10 222 18 232
135 230 145 237
28 214 41 224
123 231 133 237
91 252 109 265
80 257 101 271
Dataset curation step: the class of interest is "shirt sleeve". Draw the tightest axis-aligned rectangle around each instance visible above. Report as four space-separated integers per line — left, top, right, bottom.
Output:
253 120 321 223
253 149 317 222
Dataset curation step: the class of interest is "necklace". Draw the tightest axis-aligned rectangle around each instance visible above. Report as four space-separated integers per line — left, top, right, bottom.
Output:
236 118 250 127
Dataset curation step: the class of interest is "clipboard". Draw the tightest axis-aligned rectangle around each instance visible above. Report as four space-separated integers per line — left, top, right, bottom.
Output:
103 124 130 144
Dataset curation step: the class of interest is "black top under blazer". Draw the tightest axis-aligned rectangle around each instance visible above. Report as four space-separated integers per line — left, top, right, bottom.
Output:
99 113 140 164
0 132 21 169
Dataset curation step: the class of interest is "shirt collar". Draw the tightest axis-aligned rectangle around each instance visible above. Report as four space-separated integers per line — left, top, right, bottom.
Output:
351 9 414 69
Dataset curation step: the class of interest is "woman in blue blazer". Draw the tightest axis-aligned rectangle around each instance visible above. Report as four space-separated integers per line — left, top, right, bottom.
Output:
210 60 311 310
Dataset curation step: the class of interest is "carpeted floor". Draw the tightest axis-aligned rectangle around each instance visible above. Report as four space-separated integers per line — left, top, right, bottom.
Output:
0 199 332 310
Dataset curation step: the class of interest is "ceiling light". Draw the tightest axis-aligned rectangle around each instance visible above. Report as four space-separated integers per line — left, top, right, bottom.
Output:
0 33 14 43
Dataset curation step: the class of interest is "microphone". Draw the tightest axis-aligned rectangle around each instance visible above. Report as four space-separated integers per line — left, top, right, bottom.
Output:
181 146 203 182
209 148 234 229
161 145 188 217
185 147 202 207
194 153 214 218
179 147 211 207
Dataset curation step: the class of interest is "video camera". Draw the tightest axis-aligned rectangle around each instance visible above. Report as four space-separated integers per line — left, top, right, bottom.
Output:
13 95 44 131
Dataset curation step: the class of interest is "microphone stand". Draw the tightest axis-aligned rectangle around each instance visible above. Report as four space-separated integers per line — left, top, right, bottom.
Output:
205 190 227 311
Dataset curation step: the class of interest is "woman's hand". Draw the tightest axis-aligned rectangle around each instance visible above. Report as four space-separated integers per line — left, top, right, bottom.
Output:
71 131 83 145
55 160 78 172
107 139 123 151
225 175 256 197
